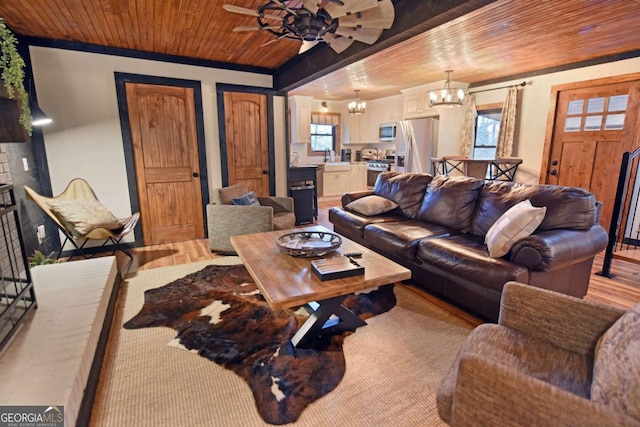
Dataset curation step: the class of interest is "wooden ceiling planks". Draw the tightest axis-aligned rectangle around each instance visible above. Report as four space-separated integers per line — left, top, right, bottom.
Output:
289 0 640 100
0 0 639 98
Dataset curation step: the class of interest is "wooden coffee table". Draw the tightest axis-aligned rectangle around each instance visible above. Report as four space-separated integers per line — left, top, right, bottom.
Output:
230 225 411 347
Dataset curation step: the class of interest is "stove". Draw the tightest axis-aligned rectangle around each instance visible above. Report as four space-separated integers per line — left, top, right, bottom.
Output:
366 159 392 171
366 160 391 189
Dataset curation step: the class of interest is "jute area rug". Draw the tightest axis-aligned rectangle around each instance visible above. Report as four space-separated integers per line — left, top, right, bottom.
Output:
90 257 473 427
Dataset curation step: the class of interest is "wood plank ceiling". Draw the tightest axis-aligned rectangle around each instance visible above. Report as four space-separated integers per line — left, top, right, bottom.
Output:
1 0 639 100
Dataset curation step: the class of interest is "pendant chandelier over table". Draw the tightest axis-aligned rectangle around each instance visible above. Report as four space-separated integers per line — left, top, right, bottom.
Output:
429 70 467 108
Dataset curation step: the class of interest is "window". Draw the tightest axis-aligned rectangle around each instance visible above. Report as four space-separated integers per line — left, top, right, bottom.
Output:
474 108 501 159
563 94 628 132
310 123 336 152
308 111 341 155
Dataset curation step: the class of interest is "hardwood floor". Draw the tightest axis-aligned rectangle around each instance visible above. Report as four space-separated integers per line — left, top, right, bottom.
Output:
109 197 640 313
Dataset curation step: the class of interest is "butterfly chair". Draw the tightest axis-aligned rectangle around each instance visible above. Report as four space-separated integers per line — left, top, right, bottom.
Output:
24 178 140 260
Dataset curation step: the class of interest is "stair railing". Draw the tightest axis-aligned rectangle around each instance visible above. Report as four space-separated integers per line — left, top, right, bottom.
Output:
598 147 640 277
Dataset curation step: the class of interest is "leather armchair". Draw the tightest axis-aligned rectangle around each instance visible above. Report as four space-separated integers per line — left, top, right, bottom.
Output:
437 282 640 427
207 184 296 254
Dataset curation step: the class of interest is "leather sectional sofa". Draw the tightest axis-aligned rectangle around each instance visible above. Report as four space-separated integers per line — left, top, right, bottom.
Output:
329 171 608 321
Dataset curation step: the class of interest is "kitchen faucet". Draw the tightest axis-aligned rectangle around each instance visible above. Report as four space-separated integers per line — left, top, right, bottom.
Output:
324 148 330 162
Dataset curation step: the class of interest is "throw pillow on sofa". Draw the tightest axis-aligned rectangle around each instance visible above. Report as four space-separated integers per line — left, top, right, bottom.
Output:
417 175 483 232
217 183 249 205
232 191 260 206
485 199 546 257
591 302 640 422
48 199 123 235
346 195 398 216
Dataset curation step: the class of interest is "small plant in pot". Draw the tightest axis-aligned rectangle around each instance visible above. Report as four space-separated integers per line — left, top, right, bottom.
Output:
28 250 58 268
0 17 31 134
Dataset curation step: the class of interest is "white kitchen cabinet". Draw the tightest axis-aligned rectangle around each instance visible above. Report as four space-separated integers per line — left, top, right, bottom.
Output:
289 95 312 143
378 98 403 123
319 170 350 197
362 104 378 143
404 93 430 118
349 163 367 192
346 113 365 144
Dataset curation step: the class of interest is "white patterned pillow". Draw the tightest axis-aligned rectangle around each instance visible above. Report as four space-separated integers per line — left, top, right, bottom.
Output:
485 199 546 258
346 195 398 216
591 303 640 421
48 199 122 235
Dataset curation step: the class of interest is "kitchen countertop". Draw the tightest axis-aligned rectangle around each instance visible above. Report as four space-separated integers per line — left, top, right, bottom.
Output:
292 162 370 168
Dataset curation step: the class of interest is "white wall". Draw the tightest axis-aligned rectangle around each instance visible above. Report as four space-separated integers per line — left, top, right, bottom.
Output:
29 46 286 244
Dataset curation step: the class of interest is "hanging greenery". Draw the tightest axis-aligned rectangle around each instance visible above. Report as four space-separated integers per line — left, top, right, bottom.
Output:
0 18 31 134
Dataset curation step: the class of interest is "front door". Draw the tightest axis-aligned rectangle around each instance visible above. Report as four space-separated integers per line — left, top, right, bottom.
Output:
125 82 205 245
544 76 640 228
222 91 270 195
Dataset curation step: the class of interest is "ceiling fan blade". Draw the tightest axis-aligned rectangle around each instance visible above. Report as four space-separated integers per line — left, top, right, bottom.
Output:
272 0 298 15
223 4 283 20
323 0 378 18
303 0 321 14
223 4 259 16
338 0 395 29
299 40 319 54
334 27 383 44
322 33 354 54
261 34 287 47
233 25 278 32
233 25 261 32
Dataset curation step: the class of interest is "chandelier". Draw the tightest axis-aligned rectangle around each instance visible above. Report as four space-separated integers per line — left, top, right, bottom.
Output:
428 70 467 108
348 90 366 115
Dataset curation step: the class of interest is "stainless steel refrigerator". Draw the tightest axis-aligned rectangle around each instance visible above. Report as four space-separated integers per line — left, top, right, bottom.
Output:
395 117 439 174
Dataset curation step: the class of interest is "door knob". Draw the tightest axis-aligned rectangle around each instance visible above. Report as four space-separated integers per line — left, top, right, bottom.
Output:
262 170 269 175
192 172 199 177
549 169 557 176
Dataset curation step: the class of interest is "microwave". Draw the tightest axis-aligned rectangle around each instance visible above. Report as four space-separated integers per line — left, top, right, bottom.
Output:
379 123 396 141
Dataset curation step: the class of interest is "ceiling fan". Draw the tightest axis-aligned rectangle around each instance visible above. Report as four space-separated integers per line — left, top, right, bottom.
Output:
223 0 395 54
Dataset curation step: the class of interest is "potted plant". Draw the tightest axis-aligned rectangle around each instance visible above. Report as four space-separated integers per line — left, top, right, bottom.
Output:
27 250 58 268
0 18 31 134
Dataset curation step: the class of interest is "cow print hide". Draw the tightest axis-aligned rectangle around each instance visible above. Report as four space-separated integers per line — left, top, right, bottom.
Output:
124 264 396 425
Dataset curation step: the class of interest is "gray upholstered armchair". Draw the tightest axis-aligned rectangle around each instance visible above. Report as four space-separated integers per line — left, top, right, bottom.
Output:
207 183 296 254
437 282 640 427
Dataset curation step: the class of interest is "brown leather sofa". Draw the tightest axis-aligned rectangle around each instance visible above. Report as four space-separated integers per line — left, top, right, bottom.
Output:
328 171 608 321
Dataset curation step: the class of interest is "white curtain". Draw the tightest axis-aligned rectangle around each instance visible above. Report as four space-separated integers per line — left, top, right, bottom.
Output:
496 87 518 157
459 94 477 157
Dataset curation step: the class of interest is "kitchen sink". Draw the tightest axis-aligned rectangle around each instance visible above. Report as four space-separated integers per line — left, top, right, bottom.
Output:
321 162 351 172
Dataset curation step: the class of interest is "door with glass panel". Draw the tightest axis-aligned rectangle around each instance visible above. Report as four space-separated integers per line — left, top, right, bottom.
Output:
545 77 640 228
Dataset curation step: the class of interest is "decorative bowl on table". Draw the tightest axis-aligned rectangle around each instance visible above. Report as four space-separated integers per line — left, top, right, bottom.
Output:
276 231 342 257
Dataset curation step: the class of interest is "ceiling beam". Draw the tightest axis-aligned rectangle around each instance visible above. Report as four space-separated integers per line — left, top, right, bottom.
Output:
274 0 498 92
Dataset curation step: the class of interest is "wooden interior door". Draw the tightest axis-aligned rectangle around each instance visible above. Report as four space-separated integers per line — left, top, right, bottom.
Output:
223 91 270 195
544 80 640 228
126 82 204 245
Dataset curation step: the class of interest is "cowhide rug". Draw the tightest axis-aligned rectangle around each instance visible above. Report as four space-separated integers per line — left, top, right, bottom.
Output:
124 263 396 425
